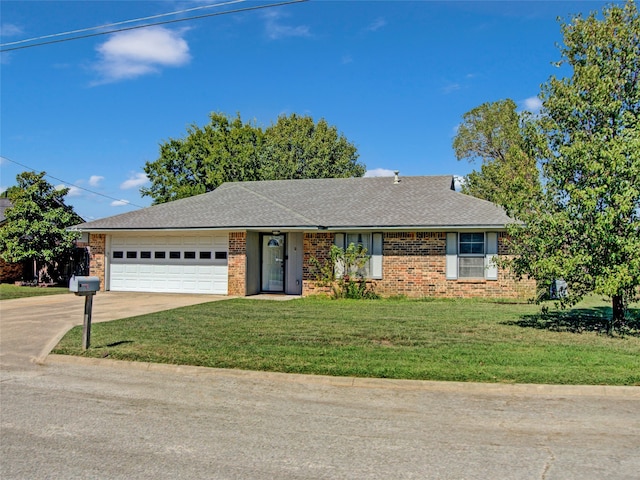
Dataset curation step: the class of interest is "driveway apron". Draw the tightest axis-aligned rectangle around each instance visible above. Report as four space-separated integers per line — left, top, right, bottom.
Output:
0 291 224 369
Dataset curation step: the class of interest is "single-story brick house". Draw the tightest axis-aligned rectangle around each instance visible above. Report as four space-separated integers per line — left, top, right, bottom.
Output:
72 175 535 299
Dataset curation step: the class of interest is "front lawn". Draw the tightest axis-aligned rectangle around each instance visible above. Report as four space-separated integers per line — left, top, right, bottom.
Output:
0 283 69 300
53 297 640 385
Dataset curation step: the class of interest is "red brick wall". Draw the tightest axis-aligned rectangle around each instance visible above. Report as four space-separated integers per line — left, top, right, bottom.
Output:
228 232 247 296
89 234 106 291
0 259 24 283
302 232 334 296
83 230 535 300
302 231 535 300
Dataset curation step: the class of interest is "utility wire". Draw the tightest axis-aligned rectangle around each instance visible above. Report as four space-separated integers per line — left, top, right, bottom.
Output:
0 0 308 53
1 155 146 210
1 0 245 48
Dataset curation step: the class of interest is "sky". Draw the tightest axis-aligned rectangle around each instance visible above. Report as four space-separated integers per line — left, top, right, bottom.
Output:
0 0 618 221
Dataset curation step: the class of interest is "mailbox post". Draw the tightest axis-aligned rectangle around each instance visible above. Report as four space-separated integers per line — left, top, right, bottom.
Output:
69 276 100 350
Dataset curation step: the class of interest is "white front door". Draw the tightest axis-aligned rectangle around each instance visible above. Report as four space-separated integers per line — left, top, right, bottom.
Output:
261 234 285 292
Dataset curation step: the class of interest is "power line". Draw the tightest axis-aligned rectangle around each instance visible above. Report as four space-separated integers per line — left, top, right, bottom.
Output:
0 0 245 48
0 0 309 53
0 155 146 210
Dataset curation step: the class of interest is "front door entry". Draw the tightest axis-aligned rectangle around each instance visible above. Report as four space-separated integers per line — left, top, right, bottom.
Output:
262 234 285 292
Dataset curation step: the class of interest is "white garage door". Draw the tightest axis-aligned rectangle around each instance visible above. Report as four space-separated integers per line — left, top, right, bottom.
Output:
109 234 228 294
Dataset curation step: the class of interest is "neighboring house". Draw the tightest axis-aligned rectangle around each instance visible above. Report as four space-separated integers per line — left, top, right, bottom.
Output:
73 175 535 299
0 197 89 284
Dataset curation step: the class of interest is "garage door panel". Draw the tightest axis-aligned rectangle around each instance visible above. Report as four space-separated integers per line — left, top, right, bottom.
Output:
109 234 228 294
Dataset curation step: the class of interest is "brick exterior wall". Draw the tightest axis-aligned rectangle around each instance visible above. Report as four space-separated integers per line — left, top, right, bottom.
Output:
89 234 106 291
83 229 535 300
301 231 535 300
0 259 24 283
302 232 334 296
228 232 247 296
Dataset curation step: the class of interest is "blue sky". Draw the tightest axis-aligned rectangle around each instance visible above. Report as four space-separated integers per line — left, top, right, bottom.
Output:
1 0 615 221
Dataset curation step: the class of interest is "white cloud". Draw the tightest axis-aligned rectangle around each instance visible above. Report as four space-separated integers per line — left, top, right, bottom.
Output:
263 11 310 40
66 186 83 197
93 27 190 84
55 184 82 196
365 18 387 32
0 23 23 37
120 172 148 190
88 175 104 187
523 96 543 112
364 168 396 178
111 199 130 207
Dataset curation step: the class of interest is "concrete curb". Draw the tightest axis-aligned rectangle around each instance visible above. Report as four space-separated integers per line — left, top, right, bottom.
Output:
45 354 640 397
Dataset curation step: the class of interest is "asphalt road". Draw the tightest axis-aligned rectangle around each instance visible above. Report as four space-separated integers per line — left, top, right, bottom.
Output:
1 293 639 479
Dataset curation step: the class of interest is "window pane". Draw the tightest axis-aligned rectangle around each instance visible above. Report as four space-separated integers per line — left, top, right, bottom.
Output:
199 251 212 259
126 251 137 259
460 233 484 255
140 251 151 259
113 251 123 259
459 257 484 278
169 251 181 259
155 251 166 259
347 233 370 251
345 233 371 277
184 251 196 259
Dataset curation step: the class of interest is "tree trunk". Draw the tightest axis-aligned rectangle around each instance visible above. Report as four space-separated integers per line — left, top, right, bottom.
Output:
610 295 625 335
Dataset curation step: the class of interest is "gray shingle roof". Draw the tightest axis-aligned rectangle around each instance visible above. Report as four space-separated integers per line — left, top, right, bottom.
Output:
74 175 513 231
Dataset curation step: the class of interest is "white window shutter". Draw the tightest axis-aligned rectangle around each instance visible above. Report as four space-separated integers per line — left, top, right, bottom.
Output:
446 232 458 279
334 233 345 278
371 233 383 279
485 232 498 280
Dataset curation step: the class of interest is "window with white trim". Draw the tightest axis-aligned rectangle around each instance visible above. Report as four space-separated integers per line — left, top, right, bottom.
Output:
334 232 383 279
459 233 485 278
446 232 498 280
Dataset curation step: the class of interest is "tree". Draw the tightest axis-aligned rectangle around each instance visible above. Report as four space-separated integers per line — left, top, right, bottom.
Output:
507 0 640 333
260 113 365 180
452 99 542 217
0 171 82 281
141 112 365 204
141 112 263 204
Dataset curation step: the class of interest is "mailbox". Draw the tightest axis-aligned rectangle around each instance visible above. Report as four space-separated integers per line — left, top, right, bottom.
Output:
69 275 100 295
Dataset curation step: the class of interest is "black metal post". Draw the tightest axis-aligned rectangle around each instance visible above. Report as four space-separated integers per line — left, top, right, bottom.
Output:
82 293 94 350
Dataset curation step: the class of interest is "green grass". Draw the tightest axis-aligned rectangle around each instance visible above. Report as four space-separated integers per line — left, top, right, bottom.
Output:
0 283 69 300
53 296 640 385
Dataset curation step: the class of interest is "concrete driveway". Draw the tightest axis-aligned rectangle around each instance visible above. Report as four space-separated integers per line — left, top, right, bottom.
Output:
0 291 225 368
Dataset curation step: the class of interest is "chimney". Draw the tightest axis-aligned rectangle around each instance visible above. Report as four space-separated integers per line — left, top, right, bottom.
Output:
393 171 400 184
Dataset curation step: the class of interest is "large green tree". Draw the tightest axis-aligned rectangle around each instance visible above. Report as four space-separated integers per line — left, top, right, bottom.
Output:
141 112 264 204
142 112 365 204
0 171 82 278
260 113 364 180
453 99 542 217
507 0 640 332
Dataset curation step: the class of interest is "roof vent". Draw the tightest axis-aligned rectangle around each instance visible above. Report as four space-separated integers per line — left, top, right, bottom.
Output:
393 171 400 184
